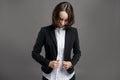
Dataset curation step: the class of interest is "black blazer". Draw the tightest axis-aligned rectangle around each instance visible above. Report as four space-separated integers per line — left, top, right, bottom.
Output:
32 24 81 74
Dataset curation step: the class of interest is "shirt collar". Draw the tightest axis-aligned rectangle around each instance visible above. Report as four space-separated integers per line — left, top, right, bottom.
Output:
55 27 65 30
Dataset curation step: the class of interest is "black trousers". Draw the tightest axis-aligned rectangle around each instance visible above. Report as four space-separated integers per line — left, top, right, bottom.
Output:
42 74 75 80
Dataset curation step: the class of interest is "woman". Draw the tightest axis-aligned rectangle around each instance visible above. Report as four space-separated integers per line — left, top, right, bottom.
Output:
32 1 81 80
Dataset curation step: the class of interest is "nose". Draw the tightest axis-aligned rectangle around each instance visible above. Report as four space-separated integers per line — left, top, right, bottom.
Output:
61 21 65 26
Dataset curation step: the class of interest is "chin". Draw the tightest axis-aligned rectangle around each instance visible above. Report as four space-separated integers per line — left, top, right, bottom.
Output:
59 25 65 28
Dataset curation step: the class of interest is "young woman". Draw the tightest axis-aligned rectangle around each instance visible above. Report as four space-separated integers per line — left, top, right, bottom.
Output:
32 1 81 80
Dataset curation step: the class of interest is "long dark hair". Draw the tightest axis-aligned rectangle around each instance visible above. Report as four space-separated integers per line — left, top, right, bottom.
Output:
52 1 75 27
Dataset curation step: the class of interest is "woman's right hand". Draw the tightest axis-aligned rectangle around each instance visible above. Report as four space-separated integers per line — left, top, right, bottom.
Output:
48 60 59 69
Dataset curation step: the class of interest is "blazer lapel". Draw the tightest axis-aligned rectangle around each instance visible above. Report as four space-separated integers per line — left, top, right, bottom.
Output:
49 27 57 58
49 30 57 48
64 29 70 60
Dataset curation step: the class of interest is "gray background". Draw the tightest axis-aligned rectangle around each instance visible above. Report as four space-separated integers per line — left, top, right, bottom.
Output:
0 0 120 80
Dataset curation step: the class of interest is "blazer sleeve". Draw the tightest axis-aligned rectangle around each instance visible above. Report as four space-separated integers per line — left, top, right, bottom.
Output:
32 27 50 68
71 28 81 66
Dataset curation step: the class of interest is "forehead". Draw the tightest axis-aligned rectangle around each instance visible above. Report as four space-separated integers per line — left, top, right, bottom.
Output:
59 11 68 19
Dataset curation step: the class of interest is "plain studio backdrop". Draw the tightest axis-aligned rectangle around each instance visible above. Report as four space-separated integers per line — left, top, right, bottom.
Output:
0 0 120 80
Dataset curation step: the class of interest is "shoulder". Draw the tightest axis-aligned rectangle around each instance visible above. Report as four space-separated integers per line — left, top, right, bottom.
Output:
68 27 78 33
40 25 53 30
69 27 77 30
39 24 54 32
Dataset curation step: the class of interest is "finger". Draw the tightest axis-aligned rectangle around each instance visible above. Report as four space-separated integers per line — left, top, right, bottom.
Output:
63 66 68 70
54 64 59 69
62 66 66 70
55 61 59 65
54 60 59 64
62 61 66 63
56 59 60 62
63 64 67 68
62 61 67 65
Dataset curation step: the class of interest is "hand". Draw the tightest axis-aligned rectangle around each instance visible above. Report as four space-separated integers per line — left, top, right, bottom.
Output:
48 60 59 69
62 61 72 70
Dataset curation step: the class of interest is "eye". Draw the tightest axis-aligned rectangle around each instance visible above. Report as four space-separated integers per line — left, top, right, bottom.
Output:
65 19 68 22
59 18 64 21
59 18 68 22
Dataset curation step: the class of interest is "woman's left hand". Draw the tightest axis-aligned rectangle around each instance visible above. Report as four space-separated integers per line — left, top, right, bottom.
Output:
62 61 72 70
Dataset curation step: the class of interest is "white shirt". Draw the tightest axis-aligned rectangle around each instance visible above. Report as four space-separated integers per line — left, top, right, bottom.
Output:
43 27 75 80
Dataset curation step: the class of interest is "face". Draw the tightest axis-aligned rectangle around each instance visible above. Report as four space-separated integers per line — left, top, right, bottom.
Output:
57 11 68 28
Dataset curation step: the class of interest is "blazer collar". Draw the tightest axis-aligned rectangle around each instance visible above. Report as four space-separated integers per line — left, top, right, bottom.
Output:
49 24 71 47
50 24 71 30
